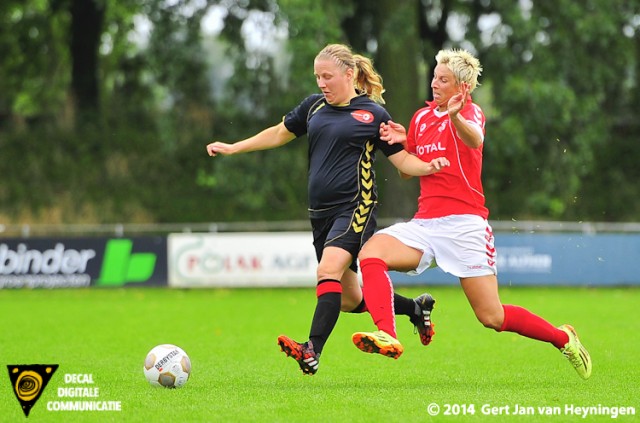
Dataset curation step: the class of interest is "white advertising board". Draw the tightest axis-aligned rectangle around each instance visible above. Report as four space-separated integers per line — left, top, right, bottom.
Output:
168 232 317 287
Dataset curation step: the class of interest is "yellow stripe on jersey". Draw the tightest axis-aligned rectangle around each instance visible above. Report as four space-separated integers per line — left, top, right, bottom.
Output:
352 141 375 233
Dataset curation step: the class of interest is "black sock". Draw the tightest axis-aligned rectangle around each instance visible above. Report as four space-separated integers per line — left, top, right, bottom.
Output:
394 293 417 317
308 292 341 355
348 294 416 316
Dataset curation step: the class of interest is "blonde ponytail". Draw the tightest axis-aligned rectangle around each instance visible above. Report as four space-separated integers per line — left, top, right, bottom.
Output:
353 54 385 104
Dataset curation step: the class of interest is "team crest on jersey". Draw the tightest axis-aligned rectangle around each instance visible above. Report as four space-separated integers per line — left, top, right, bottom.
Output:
351 110 374 123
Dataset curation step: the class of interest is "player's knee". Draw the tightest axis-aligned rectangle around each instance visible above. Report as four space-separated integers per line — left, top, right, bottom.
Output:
476 312 503 331
316 266 340 282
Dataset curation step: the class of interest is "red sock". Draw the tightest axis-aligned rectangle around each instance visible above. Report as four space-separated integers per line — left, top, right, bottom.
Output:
361 257 396 338
500 305 569 349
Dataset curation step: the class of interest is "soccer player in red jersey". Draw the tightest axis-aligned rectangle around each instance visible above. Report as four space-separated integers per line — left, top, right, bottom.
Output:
351 49 592 380
206 44 449 375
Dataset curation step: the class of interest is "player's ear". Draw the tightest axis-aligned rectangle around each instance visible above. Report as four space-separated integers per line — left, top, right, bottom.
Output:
345 67 354 81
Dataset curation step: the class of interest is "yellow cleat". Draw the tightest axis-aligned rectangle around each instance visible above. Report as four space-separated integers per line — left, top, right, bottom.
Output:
558 324 592 380
352 330 404 359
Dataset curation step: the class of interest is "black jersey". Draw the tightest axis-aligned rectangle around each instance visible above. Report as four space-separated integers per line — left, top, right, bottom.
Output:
284 94 403 216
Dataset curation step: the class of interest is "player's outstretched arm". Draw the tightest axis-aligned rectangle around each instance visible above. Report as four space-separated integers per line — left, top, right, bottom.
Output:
388 150 450 177
206 121 296 157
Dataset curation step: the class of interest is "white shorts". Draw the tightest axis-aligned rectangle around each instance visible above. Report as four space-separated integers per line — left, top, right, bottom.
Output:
376 214 497 278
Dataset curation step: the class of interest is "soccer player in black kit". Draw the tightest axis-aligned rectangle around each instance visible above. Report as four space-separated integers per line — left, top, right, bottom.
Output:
206 43 449 375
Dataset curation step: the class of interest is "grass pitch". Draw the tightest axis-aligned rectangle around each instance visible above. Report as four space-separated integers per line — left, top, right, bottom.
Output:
1 286 638 422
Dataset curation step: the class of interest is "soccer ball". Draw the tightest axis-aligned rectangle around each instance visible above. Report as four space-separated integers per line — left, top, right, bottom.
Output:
143 344 191 388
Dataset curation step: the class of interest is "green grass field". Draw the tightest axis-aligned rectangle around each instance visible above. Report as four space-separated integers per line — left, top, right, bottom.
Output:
1 286 638 422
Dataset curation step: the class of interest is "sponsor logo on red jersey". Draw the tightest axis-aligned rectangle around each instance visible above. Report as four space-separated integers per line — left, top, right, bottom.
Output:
351 110 374 123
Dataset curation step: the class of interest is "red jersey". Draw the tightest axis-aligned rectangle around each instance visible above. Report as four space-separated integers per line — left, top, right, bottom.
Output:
406 99 489 219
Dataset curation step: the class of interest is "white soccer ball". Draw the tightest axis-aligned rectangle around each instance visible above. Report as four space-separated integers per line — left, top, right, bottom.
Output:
143 344 191 388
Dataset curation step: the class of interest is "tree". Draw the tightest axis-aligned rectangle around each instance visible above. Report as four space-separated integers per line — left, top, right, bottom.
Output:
469 0 640 220
69 0 105 123
2 0 640 224
0 0 70 129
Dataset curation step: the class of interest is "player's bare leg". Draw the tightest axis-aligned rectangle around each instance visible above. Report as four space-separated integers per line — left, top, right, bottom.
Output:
461 275 591 379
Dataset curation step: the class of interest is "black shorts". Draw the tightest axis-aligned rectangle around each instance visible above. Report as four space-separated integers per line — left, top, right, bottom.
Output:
310 201 378 273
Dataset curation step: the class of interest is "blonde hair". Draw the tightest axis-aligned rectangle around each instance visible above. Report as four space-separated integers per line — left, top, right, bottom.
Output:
316 44 386 104
435 49 482 92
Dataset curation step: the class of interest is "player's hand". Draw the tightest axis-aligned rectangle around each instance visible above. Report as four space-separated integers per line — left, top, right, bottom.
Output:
447 82 470 117
430 156 450 172
206 142 234 157
380 120 408 145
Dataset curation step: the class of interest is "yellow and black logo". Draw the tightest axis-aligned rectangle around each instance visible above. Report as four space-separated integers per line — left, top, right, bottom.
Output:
7 364 58 417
